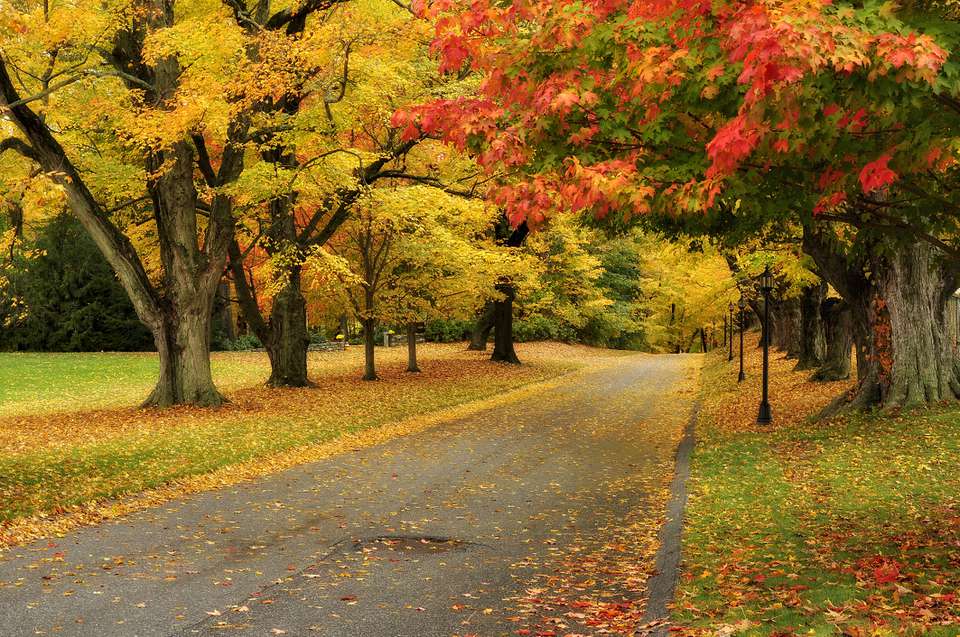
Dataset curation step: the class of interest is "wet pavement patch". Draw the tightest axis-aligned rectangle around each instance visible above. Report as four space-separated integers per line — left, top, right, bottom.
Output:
352 535 478 554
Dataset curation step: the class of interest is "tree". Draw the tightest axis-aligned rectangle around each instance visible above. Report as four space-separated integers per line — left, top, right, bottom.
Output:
225 0 488 386
305 184 506 380
0 0 390 405
636 237 737 353
401 0 960 410
0 213 153 352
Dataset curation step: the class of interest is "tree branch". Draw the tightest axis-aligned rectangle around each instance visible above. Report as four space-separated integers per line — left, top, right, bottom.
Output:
0 137 38 161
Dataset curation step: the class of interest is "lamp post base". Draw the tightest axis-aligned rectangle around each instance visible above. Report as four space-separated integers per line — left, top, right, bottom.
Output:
757 401 773 424
738 371 746 383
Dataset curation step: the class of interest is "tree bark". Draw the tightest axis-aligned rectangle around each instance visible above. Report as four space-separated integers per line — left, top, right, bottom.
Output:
491 283 520 364
804 228 960 410
468 301 496 351
265 268 311 387
227 196 312 388
144 304 222 407
775 297 802 357
811 297 852 381
407 322 420 372
362 317 378 380
875 243 960 407
795 281 827 370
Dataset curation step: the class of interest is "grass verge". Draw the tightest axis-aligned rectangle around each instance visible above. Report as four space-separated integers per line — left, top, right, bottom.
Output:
673 336 960 636
0 342 628 548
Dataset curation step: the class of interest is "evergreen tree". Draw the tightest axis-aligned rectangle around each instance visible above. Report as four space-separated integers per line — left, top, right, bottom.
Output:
0 214 152 352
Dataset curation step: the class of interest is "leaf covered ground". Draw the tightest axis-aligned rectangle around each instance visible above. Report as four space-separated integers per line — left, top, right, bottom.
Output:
675 337 960 636
0 342 629 549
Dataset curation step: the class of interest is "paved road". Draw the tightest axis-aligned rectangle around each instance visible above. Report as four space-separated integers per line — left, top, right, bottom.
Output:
0 354 697 637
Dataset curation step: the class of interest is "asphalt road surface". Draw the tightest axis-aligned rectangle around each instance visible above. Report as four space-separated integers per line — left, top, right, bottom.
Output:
0 354 697 637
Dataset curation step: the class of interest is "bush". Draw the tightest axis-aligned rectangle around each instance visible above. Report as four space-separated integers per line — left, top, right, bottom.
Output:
424 318 472 343
513 315 576 342
309 327 329 345
224 334 262 351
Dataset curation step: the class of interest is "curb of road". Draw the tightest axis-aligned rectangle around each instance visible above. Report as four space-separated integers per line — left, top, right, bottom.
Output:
639 398 702 636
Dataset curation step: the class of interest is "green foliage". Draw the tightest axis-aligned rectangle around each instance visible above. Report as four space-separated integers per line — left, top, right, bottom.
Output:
0 214 152 352
513 315 576 343
424 318 472 343
220 334 263 352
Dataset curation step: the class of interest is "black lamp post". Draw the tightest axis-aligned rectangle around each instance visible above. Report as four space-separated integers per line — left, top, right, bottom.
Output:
737 297 746 382
757 266 774 424
728 302 734 362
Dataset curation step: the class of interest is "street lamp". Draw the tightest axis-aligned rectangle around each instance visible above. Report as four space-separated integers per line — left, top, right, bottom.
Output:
737 297 746 382
728 302 734 362
757 266 774 425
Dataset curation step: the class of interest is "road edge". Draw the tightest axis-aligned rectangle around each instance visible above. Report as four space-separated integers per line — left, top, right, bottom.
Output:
639 397 702 636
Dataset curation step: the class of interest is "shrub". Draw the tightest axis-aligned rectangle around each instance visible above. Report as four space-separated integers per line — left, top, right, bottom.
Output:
226 334 263 351
513 315 576 342
425 319 472 343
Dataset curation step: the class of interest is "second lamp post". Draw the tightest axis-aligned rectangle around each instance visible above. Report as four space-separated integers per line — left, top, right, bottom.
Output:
757 266 773 425
737 297 746 383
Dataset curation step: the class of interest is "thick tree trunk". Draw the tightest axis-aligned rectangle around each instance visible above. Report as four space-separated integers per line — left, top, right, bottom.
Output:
811 297 852 381
491 283 520 364
144 304 223 407
407 322 420 373
265 269 311 387
362 318 378 380
468 301 496 351
805 229 960 410
795 282 827 370
874 243 960 407
776 297 802 358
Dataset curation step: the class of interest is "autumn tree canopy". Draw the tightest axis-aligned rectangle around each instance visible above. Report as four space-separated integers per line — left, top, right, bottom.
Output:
399 0 960 410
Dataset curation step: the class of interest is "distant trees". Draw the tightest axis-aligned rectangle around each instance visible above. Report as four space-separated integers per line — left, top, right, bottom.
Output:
304 186 508 380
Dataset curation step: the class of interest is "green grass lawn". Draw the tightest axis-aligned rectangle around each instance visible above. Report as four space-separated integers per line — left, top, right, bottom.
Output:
0 343 619 540
0 351 273 416
675 342 960 635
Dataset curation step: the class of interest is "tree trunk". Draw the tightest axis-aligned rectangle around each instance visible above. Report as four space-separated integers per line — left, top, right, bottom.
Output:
144 304 223 407
468 301 496 351
795 282 827 370
491 283 520 364
407 322 420 372
805 229 960 410
215 281 236 342
873 243 960 407
811 297 852 381
265 268 311 387
699 327 707 353
362 317 378 380
775 297 801 357
751 299 772 348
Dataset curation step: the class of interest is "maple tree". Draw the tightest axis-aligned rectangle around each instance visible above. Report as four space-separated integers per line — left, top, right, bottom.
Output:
0 0 436 404
304 184 508 380
403 0 960 410
221 0 500 386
